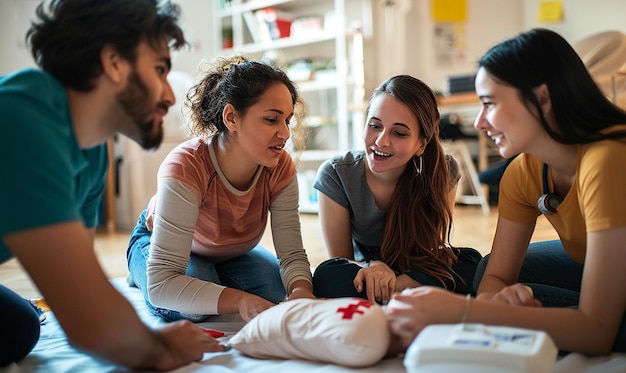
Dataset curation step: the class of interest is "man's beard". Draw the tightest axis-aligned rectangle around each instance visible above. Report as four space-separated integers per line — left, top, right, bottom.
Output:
116 71 164 150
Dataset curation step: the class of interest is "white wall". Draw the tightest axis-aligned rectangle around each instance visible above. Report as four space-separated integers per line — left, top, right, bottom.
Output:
169 0 214 77
367 0 626 92
0 0 38 74
399 0 524 92
523 0 626 43
4 0 626 86
0 0 214 77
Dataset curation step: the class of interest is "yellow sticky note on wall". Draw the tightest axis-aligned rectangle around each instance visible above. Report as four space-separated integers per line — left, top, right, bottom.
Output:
538 1 563 22
431 0 467 22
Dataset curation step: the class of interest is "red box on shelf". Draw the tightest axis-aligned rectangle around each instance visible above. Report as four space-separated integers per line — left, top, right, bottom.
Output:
260 7 292 40
274 19 292 39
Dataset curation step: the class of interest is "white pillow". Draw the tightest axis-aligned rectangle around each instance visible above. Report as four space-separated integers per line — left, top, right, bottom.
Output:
228 297 391 368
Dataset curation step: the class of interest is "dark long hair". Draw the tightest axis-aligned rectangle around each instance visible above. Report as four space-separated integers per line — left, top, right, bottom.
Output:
373 75 458 288
27 0 187 92
479 28 626 143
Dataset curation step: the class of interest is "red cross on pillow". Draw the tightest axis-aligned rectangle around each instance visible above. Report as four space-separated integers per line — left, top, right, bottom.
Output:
228 298 390 368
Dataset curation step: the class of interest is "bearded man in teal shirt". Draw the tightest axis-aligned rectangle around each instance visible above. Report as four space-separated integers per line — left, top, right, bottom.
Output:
0 0 225 368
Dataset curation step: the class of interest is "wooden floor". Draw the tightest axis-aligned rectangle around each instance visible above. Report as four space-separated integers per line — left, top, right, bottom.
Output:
1 205 558 299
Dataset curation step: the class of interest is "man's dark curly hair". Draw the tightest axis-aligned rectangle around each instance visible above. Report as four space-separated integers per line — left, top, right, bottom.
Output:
27 0 187 91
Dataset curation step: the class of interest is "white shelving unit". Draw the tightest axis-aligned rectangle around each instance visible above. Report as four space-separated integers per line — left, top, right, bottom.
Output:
212 0 367 213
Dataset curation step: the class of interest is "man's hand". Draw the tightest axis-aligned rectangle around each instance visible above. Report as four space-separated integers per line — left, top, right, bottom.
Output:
152 321 226 371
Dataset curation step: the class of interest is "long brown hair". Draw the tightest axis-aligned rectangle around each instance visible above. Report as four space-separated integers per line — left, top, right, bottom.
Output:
374 75 458 288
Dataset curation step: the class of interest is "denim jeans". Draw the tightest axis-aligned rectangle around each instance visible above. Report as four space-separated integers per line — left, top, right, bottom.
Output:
127 209 286 322
473 239 626 352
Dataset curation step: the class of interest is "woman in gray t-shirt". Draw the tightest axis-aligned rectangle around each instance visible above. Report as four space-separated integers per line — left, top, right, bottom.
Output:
312 75 481 305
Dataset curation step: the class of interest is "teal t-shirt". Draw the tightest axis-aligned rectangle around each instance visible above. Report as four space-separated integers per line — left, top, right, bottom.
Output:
0 69 108 264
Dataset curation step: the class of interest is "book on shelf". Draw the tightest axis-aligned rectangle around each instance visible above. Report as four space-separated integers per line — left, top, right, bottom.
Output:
237 7 295 46
254 7 293 43
261 7 293 40
254 8 273 43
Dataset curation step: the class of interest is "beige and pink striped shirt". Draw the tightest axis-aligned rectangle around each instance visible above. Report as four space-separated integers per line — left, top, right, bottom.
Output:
144 137 312 315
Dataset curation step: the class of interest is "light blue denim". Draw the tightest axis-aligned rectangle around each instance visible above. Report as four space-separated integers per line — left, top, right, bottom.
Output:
126 209 287 322
474 239 626 352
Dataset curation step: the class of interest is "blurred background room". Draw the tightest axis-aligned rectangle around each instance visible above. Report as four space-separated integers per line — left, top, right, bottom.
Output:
2 0 626 298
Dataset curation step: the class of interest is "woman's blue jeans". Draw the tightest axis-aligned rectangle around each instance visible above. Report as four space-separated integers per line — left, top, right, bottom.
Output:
473 239 626 352
126 209 286 322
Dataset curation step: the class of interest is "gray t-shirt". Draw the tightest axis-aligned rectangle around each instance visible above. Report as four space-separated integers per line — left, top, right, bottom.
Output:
314 151 482 294
313 151 384 261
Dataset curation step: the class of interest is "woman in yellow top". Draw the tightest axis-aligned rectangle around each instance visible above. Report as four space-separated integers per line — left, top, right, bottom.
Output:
387 28 626 355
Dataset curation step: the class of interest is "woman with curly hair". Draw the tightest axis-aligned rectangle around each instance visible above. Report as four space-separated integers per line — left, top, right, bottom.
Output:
127 55 315 323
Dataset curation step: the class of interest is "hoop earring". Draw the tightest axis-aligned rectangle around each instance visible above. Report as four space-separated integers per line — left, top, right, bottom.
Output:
413 155 423 176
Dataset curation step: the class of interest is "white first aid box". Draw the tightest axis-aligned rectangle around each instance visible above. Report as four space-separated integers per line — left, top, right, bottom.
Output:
404 323 558 373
